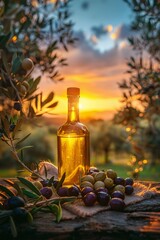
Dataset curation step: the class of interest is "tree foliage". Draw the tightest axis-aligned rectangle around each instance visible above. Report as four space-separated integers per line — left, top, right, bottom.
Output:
0 0 75 173
114 0 160 177
0 0 75 117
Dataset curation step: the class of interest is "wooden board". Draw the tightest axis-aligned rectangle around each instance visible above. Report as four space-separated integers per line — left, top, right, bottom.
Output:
0 181 160 240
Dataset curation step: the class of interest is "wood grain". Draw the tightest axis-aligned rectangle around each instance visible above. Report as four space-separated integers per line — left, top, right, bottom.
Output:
0 181 160 240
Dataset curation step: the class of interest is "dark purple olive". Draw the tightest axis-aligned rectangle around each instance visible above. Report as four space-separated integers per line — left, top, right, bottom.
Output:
81 187 94 197
57 187 69 197
40 179 49 187
95 187 108 195
12 207 28 222
14 102 22 111
68 186 79 196
110 198 125 211
111 191 125 200
125 178 134 186
3 196 25 210
97 191 110 206
52 180 59 188
114 177 125 186
125 185 134 195
40 187 52 199
9 124 16 132
108 186 115 195
83 192 97 206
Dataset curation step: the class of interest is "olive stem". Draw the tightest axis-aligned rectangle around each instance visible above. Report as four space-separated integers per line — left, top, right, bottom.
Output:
24 66 34 79
7 75 22 105
26 196 79 208
9 137 44 180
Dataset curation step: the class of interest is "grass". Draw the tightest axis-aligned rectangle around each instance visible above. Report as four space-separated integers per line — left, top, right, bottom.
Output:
0 150 159 181
95 162 160 181
0 169 30 178
0 162 159 181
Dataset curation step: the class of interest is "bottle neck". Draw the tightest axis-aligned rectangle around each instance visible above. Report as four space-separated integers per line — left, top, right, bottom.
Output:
67 95 79 122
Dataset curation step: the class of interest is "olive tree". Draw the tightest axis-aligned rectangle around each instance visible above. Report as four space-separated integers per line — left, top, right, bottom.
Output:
0 0 75 176
114 0 160 177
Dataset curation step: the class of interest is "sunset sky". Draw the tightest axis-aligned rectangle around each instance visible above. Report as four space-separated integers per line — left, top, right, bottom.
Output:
39 0 134 120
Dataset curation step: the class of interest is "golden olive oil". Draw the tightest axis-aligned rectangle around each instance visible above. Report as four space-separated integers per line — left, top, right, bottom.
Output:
57 88 90 185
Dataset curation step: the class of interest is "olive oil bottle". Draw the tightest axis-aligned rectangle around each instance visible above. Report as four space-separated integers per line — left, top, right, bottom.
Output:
57 87 90 185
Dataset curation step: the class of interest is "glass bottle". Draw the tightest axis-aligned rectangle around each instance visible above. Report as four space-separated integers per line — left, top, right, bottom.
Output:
57 87 90 185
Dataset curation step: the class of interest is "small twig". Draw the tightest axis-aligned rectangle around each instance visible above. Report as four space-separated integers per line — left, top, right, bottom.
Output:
26 196 79 208
7 74 22 105
9 137 44 180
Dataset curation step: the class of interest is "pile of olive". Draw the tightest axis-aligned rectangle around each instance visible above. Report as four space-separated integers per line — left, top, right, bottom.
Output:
34 167 134 211
79 167 134 211
54 167 134 211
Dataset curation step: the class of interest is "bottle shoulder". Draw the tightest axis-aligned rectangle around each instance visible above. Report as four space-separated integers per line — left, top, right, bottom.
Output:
57 121 89 136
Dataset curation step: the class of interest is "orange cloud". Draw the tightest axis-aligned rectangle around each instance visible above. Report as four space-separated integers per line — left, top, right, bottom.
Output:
38 31 132 119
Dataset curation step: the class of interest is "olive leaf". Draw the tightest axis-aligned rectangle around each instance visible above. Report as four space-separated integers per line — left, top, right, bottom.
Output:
30 206 43 215
22 189 40 199
17 145 33 153
46 40 58 55
12 182 24 198
12 56 22 74
27 76 41 96
1 49 11 74
3 179 14 187
16 133 31 145
42 92 54 107
57 202 62 222
9 216 17 238
1 115 10 138
0 184 15 197
0 210 12 219
0 192 8 199
0 32 12 47
47 203 62 222
56 173 66 191
48 176 54 186
27 212 33 223
48 101 58 108
3 179 24 198
12 118 23 139
17 177 41 196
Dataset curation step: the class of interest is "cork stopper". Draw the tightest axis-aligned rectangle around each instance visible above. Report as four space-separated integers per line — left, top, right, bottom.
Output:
67 87 80 96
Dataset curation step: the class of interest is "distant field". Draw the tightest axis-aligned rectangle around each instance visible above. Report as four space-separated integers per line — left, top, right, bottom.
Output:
0 162 159 181
95 162 160 181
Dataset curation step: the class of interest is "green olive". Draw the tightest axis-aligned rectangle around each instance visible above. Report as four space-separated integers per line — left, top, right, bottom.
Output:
19 85 27 95
81 175 95 184
22 81 30 90
94 181 105 190
106 169 117 180
114 185 125 194
104 177 114 189
33 181 43 190
94 171 106 182
91 172 97 178
22 58 34 71
80 181 93 189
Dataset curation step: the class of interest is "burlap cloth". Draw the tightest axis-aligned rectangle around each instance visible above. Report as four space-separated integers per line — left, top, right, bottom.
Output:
61 182 159 220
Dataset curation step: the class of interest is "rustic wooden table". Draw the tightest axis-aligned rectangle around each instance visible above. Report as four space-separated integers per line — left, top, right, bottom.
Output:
0 181 160 240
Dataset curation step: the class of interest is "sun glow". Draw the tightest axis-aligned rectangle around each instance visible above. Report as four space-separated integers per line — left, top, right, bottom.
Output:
51 95 121 116
79 103 83 110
